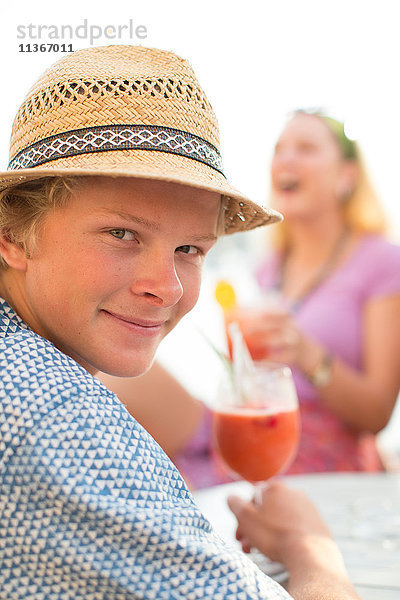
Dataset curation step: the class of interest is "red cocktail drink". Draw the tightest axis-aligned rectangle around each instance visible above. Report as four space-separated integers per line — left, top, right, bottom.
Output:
224 309 269 361
213 407 299 482
212 362 300 484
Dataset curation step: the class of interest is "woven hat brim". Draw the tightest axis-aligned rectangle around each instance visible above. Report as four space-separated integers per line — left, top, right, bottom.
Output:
0 150 282 234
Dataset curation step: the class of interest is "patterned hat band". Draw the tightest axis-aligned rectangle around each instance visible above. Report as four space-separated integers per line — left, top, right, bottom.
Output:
8 124 224 175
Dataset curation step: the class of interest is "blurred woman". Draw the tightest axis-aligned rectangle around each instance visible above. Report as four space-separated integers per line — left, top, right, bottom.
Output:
250 109 400 472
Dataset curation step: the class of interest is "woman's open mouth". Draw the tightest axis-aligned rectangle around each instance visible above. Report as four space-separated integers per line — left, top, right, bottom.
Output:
277 175 300 192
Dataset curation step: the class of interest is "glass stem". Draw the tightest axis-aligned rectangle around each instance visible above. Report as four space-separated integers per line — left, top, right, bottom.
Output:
253 481 267 505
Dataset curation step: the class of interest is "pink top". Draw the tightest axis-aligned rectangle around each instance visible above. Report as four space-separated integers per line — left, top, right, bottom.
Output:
256 234 400 474
175 235 400 488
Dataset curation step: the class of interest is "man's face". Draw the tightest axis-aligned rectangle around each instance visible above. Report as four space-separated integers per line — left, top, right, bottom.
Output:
21 177 220 376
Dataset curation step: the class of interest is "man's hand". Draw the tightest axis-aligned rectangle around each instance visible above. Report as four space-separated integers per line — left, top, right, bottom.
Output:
228 481 361 600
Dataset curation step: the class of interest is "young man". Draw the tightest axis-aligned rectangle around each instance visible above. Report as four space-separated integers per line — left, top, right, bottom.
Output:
0 45 360 599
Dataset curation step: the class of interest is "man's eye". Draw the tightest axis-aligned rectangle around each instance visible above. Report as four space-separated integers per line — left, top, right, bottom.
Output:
109 229 135 241
177 245 200 255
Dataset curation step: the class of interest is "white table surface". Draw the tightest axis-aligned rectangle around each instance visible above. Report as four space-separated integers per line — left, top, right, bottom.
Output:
194 473 400 600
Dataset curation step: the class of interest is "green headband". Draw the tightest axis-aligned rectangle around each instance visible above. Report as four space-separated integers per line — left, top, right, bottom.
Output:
320 116 358 160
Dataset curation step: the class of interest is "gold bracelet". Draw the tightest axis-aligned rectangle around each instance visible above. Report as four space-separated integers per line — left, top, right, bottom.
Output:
306 352 333 387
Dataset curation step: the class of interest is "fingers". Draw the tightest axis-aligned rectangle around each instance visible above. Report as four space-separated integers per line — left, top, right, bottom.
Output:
227 494 273 557
237 311 303 364
228 496 258 555
227 494 253 520
238 311 291 338
267 334 297 354
265 328 302 366
227 494 258 538
235 526 251 553
227 483 332 565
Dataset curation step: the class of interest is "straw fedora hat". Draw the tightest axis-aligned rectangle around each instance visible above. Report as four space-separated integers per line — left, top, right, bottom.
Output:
0 45 281 234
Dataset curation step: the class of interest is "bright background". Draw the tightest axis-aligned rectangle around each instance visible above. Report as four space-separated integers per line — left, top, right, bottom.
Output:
1 0 399 456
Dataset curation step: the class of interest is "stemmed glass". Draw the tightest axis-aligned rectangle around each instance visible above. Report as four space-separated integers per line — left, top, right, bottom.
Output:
212 360 300 577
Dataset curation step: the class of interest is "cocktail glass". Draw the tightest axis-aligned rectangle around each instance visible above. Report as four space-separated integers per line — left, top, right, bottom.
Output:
212 361 300 577
224 303 289 362
214 281 289 362
224 307 271 361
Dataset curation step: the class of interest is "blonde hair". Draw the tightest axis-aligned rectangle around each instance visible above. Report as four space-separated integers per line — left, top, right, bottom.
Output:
271 111 388 250
0 177 77 270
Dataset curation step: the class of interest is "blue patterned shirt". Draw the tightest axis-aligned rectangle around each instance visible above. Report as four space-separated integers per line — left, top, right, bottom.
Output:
0 297 291 599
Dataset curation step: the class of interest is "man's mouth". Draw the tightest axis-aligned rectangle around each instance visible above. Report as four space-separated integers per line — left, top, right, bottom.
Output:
101 310 166 335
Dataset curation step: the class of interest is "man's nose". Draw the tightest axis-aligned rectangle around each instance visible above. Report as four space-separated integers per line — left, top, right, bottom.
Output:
130 251 184 307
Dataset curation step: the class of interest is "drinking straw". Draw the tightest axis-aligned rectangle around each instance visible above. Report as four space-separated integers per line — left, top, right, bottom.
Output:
228 322 255 405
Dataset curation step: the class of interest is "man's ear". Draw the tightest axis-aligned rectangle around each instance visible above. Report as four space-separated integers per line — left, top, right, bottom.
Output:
0 235 28 271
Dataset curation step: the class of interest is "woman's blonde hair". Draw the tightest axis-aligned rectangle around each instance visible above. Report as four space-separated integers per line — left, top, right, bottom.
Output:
271 110 388 250
0 177 77 270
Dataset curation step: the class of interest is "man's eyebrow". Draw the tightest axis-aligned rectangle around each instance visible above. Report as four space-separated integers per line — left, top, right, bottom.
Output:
189 233 218 243
101 210 217 242
102 210 161 232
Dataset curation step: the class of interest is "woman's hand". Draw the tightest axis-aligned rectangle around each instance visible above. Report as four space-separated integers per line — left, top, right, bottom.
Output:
235 308 324 374
234 294 400 433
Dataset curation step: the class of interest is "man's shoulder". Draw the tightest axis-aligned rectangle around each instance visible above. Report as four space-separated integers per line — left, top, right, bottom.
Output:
0 321 113 424
0 315 121 465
